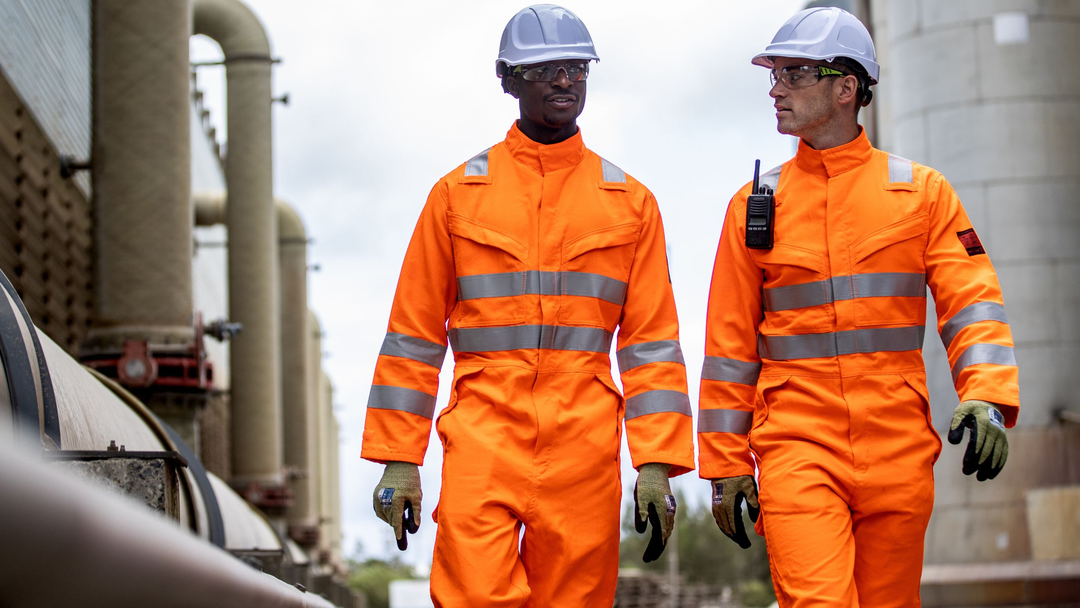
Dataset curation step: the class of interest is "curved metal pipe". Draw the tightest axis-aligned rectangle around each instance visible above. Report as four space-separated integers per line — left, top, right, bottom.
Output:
193 0 282 488
0 445 335 608
88 0 193 350
193 192 316 529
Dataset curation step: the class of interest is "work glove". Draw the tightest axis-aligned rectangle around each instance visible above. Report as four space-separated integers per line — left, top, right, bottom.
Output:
634 463 676 563
948 400 1009 481
711 475 760 549
372 461 422 550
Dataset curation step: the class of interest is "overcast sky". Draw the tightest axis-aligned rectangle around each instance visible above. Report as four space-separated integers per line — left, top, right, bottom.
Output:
191 0 807 571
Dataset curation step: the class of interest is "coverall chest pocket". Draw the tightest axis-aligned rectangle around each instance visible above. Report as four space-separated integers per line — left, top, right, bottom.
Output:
448 213 529 326
559 222 640 328
753 244 833 332
849 213 928 327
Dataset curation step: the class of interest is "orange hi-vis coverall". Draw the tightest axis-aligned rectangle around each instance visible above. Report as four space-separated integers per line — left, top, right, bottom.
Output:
699 130 1020 607
361 122 695 607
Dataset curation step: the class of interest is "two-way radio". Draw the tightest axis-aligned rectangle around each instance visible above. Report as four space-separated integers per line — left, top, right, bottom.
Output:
745 159 775 250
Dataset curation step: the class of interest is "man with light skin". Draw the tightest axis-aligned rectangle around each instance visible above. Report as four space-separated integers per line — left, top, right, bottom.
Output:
699 7 1019 606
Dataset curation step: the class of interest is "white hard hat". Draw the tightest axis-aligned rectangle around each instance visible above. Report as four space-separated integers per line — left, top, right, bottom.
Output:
752 7 879 85
496 4 598 76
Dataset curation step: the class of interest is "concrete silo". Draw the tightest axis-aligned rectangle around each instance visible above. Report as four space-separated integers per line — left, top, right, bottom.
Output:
867 0 1080 600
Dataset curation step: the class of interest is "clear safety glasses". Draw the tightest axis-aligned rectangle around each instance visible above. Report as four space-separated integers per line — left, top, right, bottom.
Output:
770 64 849 89
514 61 590 82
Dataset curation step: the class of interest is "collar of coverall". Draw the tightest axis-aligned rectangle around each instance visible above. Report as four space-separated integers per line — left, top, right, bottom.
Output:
794 126 873 178
505 120 588 175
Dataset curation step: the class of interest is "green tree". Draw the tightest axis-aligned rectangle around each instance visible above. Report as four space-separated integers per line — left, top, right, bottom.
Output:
619 491 775 607
347 556 418 608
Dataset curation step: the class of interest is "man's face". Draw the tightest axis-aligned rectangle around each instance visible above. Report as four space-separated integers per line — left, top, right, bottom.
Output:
769 56 840 138
507 60 587 134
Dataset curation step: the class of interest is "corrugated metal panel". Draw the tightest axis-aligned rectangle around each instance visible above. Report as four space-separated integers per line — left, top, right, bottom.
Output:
0 0 90 196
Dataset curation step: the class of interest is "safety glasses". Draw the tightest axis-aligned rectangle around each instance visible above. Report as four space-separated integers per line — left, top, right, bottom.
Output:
514 61 590 82
770 65 849 89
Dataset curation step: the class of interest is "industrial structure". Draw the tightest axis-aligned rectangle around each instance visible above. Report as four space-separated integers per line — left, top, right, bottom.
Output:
809 1 1080 605
0 0 355 605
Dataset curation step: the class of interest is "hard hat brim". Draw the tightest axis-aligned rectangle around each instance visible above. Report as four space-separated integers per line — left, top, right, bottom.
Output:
498 49 599 68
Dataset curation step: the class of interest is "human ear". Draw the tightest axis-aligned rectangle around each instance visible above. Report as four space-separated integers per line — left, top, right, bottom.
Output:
506 75 521 99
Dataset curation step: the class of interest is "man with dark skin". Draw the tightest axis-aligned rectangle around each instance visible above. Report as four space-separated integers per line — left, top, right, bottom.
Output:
362 5 694 606
700 7 1018 605
506 59 585 144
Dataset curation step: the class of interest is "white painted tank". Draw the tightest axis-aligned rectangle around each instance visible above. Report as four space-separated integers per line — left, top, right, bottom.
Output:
870 0 1080 565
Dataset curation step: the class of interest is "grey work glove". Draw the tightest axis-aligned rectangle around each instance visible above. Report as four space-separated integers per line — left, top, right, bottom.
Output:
711 475 760 549
372 461 422 550
634 463 675 563
948 400 1009 481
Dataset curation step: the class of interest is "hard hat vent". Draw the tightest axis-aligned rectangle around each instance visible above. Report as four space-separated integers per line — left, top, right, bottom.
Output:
836 25 871 55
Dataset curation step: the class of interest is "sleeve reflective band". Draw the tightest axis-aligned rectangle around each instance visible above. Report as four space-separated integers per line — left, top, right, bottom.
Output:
600 158 626 183
464 148 490 176
698 408 753 434
617 340 685 373
449 324 613 353
888 155 914 184
367 385 437 419
624 389 692 420
764 273 926 312
759 326 925 360
379 333 447 369
940 301 1009 349
457 270 626 305
951 343 1018 383
701 356 761 385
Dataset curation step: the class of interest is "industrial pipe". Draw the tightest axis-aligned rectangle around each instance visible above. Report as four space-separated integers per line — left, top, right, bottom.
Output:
193 192 316 522
0 445 335 608
87 0 193 351
193 0 283 490
278 203 317 542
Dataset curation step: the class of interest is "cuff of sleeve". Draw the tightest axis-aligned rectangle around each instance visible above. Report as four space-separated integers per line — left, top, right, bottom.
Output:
360 447 426 466
699 462 754 481
632 451 695 478
959 386 1020 427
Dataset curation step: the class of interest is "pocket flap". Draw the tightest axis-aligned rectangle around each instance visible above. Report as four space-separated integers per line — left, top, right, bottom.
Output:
447 213 528 263
751 243 825 272
562 222 641 262
851 213 927 263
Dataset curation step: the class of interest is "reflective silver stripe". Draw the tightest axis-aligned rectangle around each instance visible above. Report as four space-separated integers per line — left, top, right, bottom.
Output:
951 344 1017 383
600 158 626 183
941 302 1010 349
759 164 782 191
889 154 914 184
617 340 685 373
464 148 490 176
758 326 926 360
449 324 612 353
698 409 753 434
624 389 692 420
367 385 437 419
457 270 627 305
379 333 447 368
764 273 926 311
701 356 761 385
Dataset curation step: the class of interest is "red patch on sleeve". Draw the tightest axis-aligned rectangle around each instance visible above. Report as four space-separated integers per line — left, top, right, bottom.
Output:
956 228 986 256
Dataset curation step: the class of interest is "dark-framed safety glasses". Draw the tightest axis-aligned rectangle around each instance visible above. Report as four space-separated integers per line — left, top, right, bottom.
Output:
514 61 590 82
